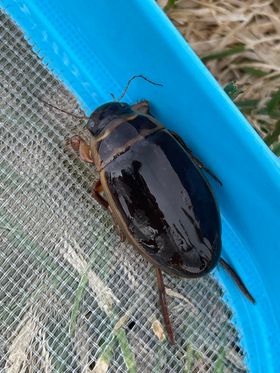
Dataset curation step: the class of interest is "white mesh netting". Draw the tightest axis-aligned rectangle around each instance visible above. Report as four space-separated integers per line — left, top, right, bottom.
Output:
0 9 247 372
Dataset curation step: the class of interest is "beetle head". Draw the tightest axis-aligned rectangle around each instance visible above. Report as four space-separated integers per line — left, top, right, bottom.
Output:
86 102 133 137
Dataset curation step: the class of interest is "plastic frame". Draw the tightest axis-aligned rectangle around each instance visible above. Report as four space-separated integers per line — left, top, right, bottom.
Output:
1 1 280 371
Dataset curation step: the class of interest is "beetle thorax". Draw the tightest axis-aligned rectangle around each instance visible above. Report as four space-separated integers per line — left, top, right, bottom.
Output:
90 109 163 171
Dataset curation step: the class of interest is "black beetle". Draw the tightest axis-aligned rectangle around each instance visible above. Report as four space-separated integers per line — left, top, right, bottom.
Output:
42 76 255 343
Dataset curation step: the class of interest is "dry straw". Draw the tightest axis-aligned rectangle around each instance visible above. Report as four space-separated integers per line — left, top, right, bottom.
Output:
159 0 280 152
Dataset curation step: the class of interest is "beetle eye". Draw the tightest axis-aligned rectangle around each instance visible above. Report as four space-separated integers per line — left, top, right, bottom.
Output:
86 117 100 136
87 117 95 129
84 119 93 129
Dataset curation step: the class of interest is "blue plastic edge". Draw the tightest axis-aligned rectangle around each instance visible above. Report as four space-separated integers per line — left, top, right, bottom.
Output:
1 1 280 372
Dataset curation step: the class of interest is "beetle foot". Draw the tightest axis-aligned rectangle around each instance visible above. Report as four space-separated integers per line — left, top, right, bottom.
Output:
68 135 94 164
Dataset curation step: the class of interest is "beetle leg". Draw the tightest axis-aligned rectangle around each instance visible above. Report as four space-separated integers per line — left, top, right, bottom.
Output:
91 180 109 209
193 156 222 186
68 135 94 164
219 258 256 304
131 100 150 114
155 268 175 344
109 208 126 242
169 131 222 186
92 181 126 241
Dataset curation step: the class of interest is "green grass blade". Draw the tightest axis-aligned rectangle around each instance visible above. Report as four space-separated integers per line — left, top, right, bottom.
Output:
164 0 176 11
213 348 226 373
93 336 116 373
115 328 137 373
267 88 280 114
184 344 195 373
236 99 259 113
272 142 280 156
70 273 89 335
256 107 280 118
264 120 280 146
202 45 246 63
241 67 269 77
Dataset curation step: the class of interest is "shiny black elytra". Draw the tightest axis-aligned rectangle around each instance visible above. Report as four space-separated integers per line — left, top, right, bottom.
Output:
90 102 221 278
45 77 255 344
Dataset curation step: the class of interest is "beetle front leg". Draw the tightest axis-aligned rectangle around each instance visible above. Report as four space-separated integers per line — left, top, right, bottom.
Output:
156 268 175 344
131 100 150 114
170 131 222 186
68 135 94 164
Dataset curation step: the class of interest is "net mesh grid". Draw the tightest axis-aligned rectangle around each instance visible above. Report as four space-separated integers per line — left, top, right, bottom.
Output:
0 9 247 372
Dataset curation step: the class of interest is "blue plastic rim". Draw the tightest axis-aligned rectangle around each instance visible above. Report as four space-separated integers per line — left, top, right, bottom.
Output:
1 1 280 371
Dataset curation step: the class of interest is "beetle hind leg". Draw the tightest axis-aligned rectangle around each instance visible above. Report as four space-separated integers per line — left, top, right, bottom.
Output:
156 268 175 344
219 258 256 304
109 207 126 242
92 180 126 242
169 130 222 186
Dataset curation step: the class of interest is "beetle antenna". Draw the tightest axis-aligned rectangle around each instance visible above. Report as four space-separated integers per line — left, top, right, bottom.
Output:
35 96 89 121
110 92 117 102
118 75 163 102
219 258 256 304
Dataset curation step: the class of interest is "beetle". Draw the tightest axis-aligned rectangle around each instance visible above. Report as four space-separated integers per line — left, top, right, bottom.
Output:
41 76 255 343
